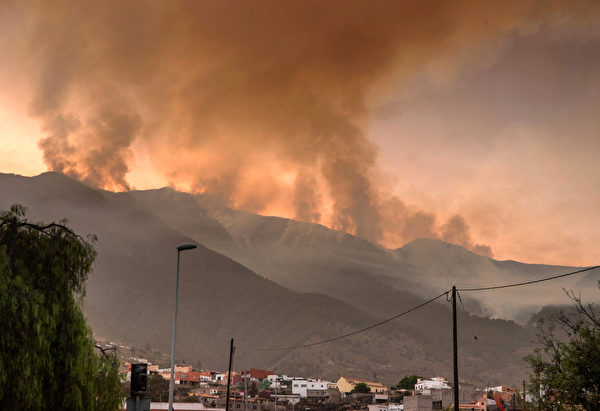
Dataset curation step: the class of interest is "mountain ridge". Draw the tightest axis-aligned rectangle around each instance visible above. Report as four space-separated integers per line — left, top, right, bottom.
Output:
2 171 595 386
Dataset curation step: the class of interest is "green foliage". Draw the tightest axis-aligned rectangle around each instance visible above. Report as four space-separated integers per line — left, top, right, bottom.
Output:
260 379 271 390
0 205 122 410
147 372 170 402
392 374 422 390
525 288 600 410
351 382 371 394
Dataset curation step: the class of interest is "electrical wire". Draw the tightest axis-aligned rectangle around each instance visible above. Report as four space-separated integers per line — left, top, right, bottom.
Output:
251 265 599 352
254 289 451 352
456 291 478 341
457 265 600 292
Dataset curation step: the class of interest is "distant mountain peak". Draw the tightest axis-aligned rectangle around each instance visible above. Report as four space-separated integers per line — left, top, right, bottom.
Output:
398 237 488 258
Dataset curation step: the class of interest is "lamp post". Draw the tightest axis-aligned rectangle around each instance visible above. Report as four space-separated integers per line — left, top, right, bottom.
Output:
168 243 197 411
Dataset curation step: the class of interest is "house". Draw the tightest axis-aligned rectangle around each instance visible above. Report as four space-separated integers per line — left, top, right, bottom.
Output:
223 371 242 385
337 376 388 395
428 388 453 409
266 374 289 383
182 371 203 385
213 371 239 384
214 372 227 383
241 368 273 381
327 387 342 403
291 378 329 399
198 371 213 382
175 365 194 373
159 371 202 385
208 387 227 396
414 377 451 393
458 397 488 410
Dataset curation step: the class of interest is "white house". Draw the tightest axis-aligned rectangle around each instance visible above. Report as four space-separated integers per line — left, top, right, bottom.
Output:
266 374 289 389
267 374 289 382
214 372 227 383
291 379 329 398
414 377 451 394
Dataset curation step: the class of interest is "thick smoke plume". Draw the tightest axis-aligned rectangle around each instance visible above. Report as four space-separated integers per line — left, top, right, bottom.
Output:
7 0 600 252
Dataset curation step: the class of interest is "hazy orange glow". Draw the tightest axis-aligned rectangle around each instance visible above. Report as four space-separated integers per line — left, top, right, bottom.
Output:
1 1 600 266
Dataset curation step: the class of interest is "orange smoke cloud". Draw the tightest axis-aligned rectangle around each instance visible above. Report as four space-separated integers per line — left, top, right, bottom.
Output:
6 0 599 252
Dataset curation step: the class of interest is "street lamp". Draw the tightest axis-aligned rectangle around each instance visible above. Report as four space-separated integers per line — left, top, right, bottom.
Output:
168 243 197 411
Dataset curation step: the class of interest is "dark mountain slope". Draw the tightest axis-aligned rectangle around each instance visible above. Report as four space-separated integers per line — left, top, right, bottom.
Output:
0 172 448 384
123 189 428 315
124 188 595 325
0 172 548 385
106 185 540 384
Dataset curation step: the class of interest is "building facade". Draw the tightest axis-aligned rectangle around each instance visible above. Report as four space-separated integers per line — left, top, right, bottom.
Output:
291 379 329 398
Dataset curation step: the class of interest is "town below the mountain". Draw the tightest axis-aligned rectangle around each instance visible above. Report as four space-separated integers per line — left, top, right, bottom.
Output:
118 353 529 411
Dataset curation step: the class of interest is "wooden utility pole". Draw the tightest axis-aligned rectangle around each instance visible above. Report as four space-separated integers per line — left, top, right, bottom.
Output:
226 338 234 411
244 343 248 411
452 285 459 411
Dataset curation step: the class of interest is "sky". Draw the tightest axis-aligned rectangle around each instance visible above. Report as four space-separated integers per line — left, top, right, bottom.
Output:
1 0 599 266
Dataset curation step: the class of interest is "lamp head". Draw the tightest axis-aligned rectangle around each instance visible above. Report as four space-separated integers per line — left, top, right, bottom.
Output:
177 243 198 251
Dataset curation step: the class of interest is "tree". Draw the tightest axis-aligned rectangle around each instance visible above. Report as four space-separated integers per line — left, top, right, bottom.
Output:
260 379 271 390
351 382 371 394
525 287 600 410
393 375 422 390
0 205 122 410
147 372 170 402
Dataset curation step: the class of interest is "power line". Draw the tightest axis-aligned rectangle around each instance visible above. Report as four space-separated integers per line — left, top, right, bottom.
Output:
456 291 478 341
252 265 599 352
457 265 600 292
254 289 450 352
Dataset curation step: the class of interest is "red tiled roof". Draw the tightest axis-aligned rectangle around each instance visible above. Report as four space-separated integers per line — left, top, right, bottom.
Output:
243 368 273 379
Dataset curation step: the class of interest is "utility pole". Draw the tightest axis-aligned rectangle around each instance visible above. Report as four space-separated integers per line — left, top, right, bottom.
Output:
226 338 234 411
244 343 248 411
452 285 459 411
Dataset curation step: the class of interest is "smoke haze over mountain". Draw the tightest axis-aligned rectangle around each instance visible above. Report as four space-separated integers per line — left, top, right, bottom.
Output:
1 1 600 262
9 171 594 385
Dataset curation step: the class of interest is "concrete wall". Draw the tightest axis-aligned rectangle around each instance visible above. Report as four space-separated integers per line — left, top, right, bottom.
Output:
404 394 433 411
